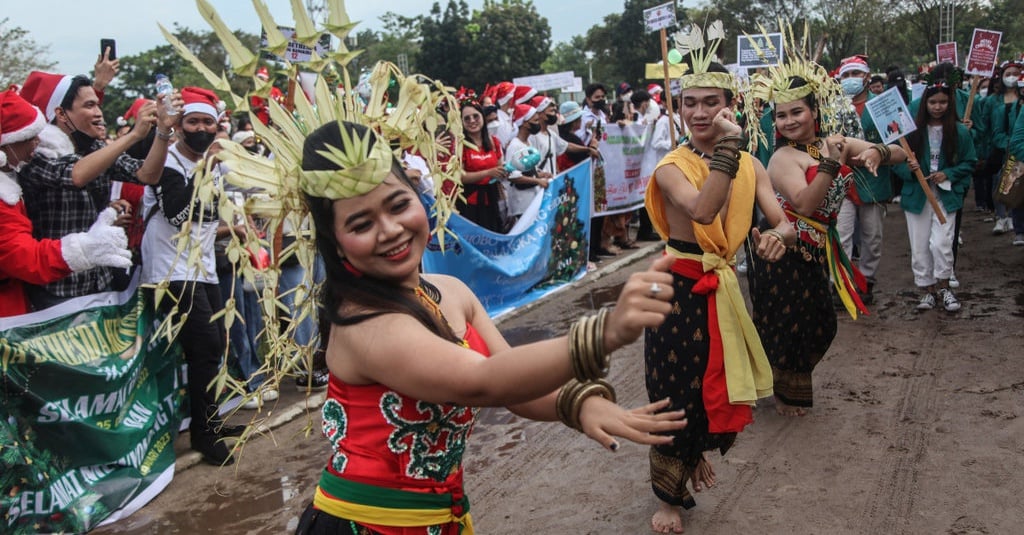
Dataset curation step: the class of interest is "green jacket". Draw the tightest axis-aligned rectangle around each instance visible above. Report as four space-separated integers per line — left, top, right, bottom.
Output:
900 123 977 214
988 97 1022 153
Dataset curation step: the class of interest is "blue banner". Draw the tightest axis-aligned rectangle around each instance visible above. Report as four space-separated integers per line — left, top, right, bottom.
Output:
424 160 593 317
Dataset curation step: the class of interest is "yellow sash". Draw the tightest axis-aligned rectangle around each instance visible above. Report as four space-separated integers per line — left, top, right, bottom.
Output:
646 147 772 403
313 486 474 533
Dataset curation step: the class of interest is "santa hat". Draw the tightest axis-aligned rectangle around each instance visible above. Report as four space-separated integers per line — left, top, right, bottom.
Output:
180 87 220 119
494 82 516 106
0 88 47 168
513 85 537 105
512 104 537 129
117 98 152 127
256 66 270 80
19 71 74 122
529 95 553 112
837 55 870 78
231 130 255 144
647 83 663 104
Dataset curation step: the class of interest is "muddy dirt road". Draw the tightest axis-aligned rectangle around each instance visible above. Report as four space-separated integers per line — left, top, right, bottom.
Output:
97 201 1024 535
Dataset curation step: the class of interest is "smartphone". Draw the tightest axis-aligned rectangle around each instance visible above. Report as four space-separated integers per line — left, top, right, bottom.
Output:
100 38 116 60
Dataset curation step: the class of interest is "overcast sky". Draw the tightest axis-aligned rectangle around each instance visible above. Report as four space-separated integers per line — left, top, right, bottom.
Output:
7 0 627 76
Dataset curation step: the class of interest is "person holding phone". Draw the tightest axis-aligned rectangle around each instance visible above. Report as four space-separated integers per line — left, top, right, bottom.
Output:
94 39 119 103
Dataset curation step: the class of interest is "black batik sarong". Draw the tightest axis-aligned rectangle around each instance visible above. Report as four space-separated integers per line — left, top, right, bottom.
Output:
747 244 837 407
644 241 737 508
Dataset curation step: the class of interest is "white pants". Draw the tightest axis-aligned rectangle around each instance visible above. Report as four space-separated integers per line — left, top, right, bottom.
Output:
837 198 885 282
904 201 957 288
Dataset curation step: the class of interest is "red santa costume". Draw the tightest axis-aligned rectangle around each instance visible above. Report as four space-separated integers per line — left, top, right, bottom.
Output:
249 66 284 126
0 88 132 317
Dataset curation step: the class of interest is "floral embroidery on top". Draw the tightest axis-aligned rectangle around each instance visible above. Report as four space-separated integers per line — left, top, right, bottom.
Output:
380 391 477 481
321 398 349 473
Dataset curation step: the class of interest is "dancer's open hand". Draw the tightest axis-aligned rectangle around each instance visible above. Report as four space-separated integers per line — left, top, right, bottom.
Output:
579 397 687 452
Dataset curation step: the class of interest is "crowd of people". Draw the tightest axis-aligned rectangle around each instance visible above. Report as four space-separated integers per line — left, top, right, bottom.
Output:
1 17 1022 534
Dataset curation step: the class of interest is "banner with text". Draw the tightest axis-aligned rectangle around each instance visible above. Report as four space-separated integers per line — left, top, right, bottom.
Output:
423 160 593 318
596 123 648 215
965 28 1002 77
1 288 185 534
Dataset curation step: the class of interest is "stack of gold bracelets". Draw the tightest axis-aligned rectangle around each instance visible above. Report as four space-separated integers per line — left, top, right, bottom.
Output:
817 157 841 177
556 379 616 431
558 307 616 431
708 135 744 178
870 142 892 161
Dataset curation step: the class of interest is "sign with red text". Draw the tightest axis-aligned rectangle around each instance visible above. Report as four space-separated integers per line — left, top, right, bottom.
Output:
936 42 958 66
643 1 677 33
965 29 1002 77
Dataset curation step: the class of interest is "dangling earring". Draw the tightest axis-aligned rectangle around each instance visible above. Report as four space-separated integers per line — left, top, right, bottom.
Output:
339 255 362 278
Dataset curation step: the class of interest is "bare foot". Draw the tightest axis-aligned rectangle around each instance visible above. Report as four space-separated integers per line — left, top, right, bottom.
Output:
651 500 684 533
691 455 716 492
775 397 807 417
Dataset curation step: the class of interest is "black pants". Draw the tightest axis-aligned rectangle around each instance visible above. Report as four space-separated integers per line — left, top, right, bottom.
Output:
163 280 226 435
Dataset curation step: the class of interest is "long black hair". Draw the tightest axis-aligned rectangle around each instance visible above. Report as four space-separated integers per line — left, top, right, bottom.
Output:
302 121 460 343
460 102 493 153
907 85 959 166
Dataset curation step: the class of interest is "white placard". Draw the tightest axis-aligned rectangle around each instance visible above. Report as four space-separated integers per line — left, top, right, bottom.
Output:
261 26 331 63
561 77 583 93
643 2 677 33
513 71 577 92
864 86 917 145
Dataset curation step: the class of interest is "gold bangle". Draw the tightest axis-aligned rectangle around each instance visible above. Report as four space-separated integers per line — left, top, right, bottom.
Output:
556 379 616 431
569 308 610 382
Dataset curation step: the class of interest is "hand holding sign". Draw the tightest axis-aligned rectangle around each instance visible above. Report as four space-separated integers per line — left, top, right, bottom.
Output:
865 87 947 224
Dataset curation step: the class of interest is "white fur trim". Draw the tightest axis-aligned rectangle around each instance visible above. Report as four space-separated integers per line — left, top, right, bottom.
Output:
497 92 514 106
60 233 90 272
45 75 74 122
0 108 46 146
515 88 537 105
0 171 23 205
34 124 75 160
182 103 218 119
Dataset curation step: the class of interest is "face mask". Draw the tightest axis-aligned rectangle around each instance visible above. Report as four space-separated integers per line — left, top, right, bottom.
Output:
978 88 989 98
545 114 558 125
527 123 542 135
841 77 864 96
183 129 217 153
620 91 632 102
591 99 606 111
61 114 99 154
2 148 28 173
487 121 499 134
1004 76 1020 88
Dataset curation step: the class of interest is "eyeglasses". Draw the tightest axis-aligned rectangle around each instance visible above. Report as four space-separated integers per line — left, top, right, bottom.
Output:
463 114 482 122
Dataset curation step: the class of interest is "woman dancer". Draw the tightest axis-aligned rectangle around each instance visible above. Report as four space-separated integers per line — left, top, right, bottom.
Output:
293 120 688 534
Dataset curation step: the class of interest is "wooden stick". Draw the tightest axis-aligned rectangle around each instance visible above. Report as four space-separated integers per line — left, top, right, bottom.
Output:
897 137 947 224
963 75 980 123
660 28 677 145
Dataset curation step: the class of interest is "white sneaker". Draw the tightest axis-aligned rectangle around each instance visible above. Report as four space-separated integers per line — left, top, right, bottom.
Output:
948 274 960 289
938 288 961 312
992 217 1012 235
916 292 936 310
1014 234 1024 246
241 388 280 409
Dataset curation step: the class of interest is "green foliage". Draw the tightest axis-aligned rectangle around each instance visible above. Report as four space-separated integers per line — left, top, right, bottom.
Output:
0 18 57 87
418 1 473 87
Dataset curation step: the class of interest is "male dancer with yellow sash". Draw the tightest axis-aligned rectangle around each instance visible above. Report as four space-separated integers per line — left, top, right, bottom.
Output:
643 49 796 531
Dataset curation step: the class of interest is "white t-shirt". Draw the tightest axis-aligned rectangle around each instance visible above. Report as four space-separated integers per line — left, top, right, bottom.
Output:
528 126 568 176
141 144 219 284
503 137 541 217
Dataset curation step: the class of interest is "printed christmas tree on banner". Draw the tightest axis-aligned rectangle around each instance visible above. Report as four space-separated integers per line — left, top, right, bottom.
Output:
534 176 589 289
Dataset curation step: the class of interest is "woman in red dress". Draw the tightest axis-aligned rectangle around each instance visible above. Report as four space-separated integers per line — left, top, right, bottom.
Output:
458 102 509 232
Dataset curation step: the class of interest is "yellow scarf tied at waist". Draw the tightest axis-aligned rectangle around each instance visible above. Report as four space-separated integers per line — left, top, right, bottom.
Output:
666 246 774 404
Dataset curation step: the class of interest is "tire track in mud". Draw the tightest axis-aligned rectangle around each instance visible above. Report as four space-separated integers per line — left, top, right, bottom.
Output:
858 322 945 534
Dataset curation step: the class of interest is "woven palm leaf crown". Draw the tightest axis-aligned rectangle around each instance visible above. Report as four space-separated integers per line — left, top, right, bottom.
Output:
746 22 844 135
676 20 733 93
152 0 464 432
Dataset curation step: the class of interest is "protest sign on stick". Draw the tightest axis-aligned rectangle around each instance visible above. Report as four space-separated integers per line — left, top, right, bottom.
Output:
644 1 679 144
936 42 958 66
963 29 1002 122
865 87 946 224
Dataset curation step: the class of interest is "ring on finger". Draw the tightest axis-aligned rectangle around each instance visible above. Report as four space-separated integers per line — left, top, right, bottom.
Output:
649 282 662 296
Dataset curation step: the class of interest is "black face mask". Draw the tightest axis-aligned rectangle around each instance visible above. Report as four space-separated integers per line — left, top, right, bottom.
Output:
183 130 217 154
545 114 558 125
61 114 99 155
527 123 542 135
591 99 606 111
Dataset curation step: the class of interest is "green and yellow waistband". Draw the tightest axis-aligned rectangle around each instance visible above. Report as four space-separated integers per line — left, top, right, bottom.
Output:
313 470 473 533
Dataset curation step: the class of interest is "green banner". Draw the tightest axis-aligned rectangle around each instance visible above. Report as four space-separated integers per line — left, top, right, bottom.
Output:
1 288 185 533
